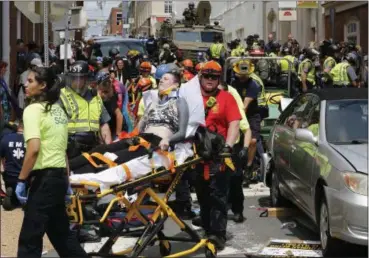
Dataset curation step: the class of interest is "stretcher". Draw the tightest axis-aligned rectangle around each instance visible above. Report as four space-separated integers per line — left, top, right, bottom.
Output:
66 77 229 257
67 140 232 257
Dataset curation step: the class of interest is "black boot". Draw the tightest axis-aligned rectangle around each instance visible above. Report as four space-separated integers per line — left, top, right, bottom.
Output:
192 216 202 227
233 213 245 223
168 200 195 220
208 234 226 250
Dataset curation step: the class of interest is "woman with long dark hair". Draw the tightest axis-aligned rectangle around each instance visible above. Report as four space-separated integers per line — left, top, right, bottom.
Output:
15 66 88 258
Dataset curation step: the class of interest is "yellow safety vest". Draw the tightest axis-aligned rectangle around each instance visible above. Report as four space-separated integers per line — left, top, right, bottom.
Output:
60 88 102 133
250 73 267 106
280 55 296 73
330 62 350 86
210 43 224 59
298 59 316 85
322 57 336 82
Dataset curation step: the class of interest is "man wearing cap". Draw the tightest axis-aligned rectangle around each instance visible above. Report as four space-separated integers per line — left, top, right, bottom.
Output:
59 60 112 159
231 60 261 185
193 60 241 250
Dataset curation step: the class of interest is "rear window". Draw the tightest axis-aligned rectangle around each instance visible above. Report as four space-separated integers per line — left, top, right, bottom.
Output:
91 41 146 58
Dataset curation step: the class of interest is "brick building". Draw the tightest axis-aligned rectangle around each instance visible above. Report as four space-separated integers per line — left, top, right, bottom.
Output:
107 7 123 36
323 1 368 53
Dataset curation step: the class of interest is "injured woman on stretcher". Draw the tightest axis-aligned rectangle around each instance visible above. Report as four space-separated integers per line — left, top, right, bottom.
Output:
69 72 205 191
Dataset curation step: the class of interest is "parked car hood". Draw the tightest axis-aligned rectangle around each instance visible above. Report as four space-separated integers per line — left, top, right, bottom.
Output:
330 144 368 173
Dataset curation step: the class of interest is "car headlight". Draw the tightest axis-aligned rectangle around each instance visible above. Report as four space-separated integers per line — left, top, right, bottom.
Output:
342 172 368 196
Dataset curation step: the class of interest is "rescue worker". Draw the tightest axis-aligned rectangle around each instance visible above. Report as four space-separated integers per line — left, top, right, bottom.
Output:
193 60 241 250
321 43 339 88
208 34 226 65
231 60 262 185
136 61 157 88
15 66 88 258
60 61 112 159
330 53 360 88
278 47 299 93
298 48 319 92
181 59 195 82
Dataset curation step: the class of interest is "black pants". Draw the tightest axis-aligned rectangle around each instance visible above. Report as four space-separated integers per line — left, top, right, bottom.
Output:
228 143 245 214
70 133 162 174
175 170 195 205
18 168 88 258
2 172 19 205
195 162 230 238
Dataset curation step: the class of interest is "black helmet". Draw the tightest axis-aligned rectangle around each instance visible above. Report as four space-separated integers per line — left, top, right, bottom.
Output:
189 2 195 7
344 52 357 64
109 48 120 57
69 60 89 76
305 48 319 59
272 41 281 51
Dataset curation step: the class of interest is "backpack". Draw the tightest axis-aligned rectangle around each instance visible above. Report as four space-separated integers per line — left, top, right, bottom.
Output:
194 125 225 161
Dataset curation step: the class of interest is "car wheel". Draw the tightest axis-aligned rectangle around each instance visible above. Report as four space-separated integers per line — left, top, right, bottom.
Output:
270 170 288 207
319 197 343 257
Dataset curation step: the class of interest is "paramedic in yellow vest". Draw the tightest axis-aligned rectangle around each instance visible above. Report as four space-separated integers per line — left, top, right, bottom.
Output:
321 44 339 88
330 53 359 88
298 48 319 92
208 34 226 65
60 61 112 159
278 47 298 93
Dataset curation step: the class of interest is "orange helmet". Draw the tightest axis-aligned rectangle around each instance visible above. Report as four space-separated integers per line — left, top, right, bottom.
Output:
195 62 204 72
200 61 222 76
140 61 152 72
182 59 194 68
137 77 152 89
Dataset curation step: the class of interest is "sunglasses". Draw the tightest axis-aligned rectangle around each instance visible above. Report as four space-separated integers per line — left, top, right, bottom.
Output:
202 74 220 80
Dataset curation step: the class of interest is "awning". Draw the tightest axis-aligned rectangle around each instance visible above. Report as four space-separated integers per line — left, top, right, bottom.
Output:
14 2 41 24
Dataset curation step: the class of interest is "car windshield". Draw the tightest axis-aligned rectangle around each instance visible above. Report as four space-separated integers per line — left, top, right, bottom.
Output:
91 41 146 58
326 99 368 144
174 31 223 43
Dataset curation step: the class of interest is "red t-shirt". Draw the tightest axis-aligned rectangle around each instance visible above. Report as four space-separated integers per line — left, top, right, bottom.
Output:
203 90 241 139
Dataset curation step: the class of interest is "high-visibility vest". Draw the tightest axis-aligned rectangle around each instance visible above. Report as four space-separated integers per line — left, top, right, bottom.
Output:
280 55 297 73
298 59 316 85
330 62 350 86
250 73 267 106
210 43 224 59
60 87 102 133
323 56 336 70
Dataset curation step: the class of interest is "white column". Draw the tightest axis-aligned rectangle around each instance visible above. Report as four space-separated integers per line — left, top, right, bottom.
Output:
2 0 10 85
17 10 21 39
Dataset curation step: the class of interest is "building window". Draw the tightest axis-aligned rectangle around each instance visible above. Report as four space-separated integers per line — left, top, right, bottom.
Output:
116 12 122 25
236 28 244 41
165 1 173 14
345 20 360 45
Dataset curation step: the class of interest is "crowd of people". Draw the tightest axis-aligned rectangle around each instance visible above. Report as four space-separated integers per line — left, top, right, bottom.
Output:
0 31 367 257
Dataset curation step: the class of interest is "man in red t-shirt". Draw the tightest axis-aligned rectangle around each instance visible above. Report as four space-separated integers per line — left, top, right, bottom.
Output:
193 61 241 250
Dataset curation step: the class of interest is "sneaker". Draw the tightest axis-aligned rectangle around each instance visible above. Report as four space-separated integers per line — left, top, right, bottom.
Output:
208 234 226 250
2 187 16 211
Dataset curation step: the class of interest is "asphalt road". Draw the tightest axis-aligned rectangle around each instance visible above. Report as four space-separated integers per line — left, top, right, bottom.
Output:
43 183 367 257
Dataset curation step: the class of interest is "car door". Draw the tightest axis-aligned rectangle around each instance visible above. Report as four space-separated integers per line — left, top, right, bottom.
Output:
289 94 320 213
272 96 309 190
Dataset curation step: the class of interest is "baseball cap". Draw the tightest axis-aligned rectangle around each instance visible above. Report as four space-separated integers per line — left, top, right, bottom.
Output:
30 58 43 67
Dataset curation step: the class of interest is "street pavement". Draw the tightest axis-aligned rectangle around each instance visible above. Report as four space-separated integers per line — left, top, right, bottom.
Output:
44 183 367 257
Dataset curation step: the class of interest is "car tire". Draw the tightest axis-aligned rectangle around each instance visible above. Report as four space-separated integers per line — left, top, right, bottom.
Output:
270 169 288 207
319 197 344 257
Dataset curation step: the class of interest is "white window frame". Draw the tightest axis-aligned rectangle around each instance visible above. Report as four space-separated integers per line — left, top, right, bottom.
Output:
344 19 360 45
164 1 173 14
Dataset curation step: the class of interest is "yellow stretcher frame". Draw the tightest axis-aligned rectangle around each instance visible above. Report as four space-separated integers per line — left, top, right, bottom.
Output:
67 151 226 258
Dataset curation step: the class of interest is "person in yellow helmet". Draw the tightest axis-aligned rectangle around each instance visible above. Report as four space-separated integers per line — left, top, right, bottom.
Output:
231 59 262 184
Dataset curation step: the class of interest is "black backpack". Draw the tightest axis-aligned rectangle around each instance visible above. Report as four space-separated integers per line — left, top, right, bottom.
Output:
195 125 225 161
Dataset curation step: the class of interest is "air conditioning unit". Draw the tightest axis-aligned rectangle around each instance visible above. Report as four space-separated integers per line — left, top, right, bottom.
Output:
69 6 88 30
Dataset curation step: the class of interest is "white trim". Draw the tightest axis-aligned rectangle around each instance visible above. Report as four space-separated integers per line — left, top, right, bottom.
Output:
324 1 367 15
17 10 21 39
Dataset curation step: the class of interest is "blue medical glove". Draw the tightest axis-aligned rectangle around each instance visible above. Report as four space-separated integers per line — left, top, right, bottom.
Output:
65 184 73 203
15 181 27 205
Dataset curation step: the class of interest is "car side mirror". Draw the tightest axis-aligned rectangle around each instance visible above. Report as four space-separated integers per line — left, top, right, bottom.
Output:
295 128 318 145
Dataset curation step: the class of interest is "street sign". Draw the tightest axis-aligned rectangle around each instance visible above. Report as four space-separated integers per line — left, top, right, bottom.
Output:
123 24 130 29
279 10 297 21
297 1 318 8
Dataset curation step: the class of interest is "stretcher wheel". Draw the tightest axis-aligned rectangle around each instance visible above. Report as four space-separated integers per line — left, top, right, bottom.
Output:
205 246 217 258
159 240 171 256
